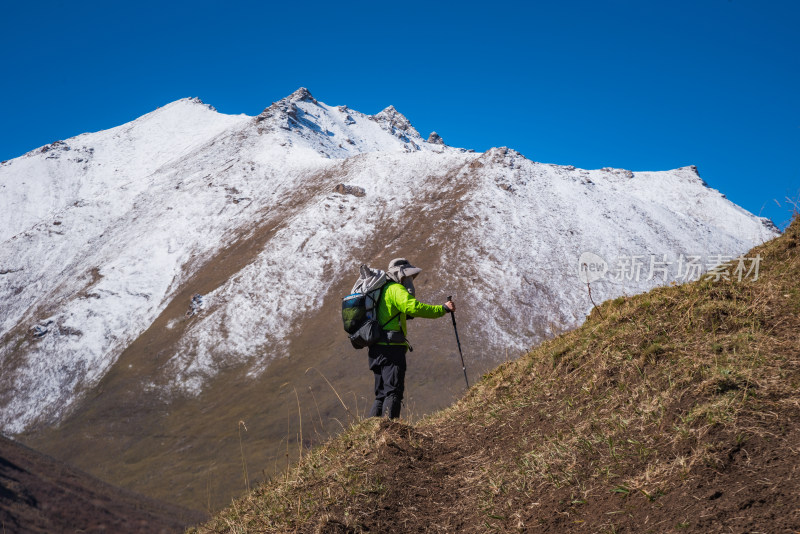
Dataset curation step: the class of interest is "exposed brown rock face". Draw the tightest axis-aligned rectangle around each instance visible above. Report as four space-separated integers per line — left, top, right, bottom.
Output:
333 183 366 197
427 131 445 145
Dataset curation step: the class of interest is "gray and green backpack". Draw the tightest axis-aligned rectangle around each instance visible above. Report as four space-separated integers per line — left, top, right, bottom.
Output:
341 265 399 349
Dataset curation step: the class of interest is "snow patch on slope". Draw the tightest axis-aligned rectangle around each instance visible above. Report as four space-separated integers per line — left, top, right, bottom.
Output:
0 98 248 243
458 149 776 352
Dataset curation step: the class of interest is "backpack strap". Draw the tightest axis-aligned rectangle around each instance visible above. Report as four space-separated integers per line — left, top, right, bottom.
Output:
381 311 402 329
377 284 402 329
377 285 406 348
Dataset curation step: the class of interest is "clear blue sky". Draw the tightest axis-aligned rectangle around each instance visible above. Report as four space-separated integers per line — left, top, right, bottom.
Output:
2 0 798 228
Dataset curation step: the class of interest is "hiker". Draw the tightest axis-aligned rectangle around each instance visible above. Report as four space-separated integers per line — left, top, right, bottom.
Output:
368 258 455 419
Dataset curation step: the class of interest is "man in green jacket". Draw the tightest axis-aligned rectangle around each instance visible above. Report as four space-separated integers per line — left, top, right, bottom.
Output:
369 258 455 419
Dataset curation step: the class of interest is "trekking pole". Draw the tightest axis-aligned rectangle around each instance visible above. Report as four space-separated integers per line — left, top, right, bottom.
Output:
447 296 469 389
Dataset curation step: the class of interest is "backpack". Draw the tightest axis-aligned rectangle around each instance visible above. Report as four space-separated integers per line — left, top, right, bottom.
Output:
342 265 400 349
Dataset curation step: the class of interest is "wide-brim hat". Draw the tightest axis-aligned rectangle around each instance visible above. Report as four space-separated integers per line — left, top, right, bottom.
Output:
388 258 422 280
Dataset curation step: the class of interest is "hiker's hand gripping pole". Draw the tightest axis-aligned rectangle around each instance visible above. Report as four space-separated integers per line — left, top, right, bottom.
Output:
448 295 469 389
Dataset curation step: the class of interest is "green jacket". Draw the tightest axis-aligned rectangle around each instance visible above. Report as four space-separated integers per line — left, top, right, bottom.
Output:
376 283 447 346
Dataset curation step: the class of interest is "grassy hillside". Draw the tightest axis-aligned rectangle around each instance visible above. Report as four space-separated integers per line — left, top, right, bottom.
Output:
0 434 204 533
193 218 799 533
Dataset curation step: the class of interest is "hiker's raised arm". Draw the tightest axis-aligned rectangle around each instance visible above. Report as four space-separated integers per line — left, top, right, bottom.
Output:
388 283 448 318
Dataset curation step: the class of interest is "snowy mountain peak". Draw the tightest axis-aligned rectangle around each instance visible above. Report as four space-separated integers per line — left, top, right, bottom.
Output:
151 97 220 116
671 165 710 186
254 88 322 130
481 146 527 167
370 105 421 140
427 131 445 145
183 96 216 111
286 87 318 104
682 164 699 175
248 89 448 157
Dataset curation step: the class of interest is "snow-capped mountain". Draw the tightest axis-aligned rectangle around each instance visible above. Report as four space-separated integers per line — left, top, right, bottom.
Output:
0 88 778 509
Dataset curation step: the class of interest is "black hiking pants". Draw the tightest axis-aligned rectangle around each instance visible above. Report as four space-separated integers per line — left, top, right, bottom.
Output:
368 344 407 419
